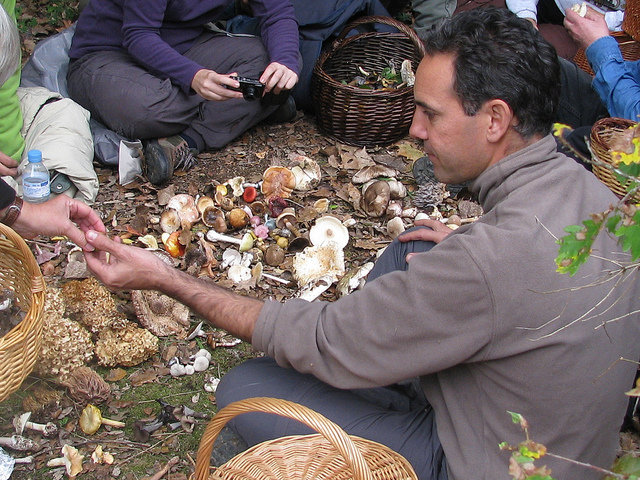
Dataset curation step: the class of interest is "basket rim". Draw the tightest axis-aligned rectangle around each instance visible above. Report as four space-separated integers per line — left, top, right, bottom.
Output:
0 223 45 402
192 397 418 480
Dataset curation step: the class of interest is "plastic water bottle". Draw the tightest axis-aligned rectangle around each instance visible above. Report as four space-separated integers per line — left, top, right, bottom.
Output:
22 150 50 203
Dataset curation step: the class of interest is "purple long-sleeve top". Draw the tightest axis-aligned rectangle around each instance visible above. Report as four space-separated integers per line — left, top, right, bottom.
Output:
69 0 300 92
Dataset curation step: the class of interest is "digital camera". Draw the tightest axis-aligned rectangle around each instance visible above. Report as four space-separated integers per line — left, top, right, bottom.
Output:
228 76 265 101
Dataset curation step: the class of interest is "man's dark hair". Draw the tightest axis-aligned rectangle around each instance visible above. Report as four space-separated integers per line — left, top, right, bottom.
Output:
422 7 560 138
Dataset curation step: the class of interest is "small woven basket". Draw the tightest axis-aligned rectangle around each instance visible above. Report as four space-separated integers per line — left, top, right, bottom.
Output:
311 16 426 147
590 117 640 199
0 223 45 402
573 30 640 74
191 397 418 480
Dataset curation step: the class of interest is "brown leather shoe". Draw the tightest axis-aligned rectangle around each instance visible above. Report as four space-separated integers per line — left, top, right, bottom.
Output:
142 136 197 185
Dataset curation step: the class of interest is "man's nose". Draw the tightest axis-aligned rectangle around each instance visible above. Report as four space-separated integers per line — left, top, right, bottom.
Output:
409 112 427 141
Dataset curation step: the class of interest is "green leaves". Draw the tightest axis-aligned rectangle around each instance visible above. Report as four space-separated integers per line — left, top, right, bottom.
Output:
502 412 555 480
554 121 640 275
555 219 603 276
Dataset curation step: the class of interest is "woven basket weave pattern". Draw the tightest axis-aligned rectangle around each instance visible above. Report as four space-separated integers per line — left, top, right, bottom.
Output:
312 16 426 147
0 223 45 402
623 0 640 41
191 397 418 480
590 117 640 199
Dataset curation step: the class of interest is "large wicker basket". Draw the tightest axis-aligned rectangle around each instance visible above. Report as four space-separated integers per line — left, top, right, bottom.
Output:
590 117 640 200
191 397 418 480
311 16 426 147
0 223 45 402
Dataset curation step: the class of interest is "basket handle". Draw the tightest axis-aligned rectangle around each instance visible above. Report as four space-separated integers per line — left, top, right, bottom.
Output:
330 15 426 59
193 396 375 480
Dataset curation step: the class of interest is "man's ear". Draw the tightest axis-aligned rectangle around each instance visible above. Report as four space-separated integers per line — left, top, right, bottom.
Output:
484 99 514 143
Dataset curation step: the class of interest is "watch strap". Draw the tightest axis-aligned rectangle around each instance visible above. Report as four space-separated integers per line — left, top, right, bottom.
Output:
0 196 23 227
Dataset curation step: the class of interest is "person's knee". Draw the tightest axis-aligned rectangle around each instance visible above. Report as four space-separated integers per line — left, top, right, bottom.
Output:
217 357 276 408
234 38 270 77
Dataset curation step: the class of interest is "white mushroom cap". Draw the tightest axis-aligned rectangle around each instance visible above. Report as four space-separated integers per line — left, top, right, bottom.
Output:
170 363 186 377
228 265 252 283
193 356 210 372
194 349 212 361
309 216 349 249
290 156 321 191
352 165 399 184
292 243 345 286
166 194 200 229
387 216 406 239
227 176 246 197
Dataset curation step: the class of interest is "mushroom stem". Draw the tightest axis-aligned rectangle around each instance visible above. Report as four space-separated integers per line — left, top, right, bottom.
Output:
25 420 58 437
14 455 34 464
0 435 39 451
284 221 302 238
101 418 126 428
261 272 291 285
205 230 242 245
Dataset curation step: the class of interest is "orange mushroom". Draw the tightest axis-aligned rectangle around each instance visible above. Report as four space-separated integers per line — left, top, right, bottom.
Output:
261 166 296 200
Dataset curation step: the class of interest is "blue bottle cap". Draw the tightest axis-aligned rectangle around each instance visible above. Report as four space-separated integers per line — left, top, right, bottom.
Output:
27 149 42 163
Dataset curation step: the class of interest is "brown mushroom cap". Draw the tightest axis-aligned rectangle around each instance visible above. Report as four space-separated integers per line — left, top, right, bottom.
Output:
131 289 190 337
228 208 250 229
361 180 391 217
261 166 296 199
196 196 215 215
201 206 225 228
276 211 297 229
160 208 181 234
63 366 111 406
352 165 399 184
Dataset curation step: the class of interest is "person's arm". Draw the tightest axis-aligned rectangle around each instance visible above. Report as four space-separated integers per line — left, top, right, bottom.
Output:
1 193 106 250
250 0 300 93
566 8 640 120
83 231 262 342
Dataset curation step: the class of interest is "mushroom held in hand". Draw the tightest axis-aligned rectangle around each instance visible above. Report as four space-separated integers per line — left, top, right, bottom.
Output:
47 444 84 478
79 404 125 435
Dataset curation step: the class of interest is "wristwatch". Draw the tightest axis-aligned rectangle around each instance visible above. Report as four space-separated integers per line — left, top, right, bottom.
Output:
0 196 23 227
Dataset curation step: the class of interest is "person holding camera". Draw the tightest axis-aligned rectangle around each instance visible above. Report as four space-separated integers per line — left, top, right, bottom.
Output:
66 0 300 185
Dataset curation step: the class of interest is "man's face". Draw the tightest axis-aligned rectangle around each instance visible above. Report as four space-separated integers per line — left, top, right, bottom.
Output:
409 53 493 185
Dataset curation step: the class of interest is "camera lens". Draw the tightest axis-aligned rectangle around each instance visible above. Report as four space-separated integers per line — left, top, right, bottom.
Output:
243 87 259 101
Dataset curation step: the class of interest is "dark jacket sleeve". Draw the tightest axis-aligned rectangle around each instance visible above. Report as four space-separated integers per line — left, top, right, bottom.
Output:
0 179 16 209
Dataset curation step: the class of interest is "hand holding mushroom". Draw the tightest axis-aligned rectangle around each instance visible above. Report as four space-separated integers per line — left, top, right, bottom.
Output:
84 231 174 291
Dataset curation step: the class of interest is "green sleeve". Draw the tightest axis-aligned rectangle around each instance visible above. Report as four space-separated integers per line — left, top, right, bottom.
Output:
0 0 25 161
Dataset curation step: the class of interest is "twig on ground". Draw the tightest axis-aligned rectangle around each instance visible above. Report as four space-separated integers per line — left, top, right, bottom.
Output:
144 455 179 480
